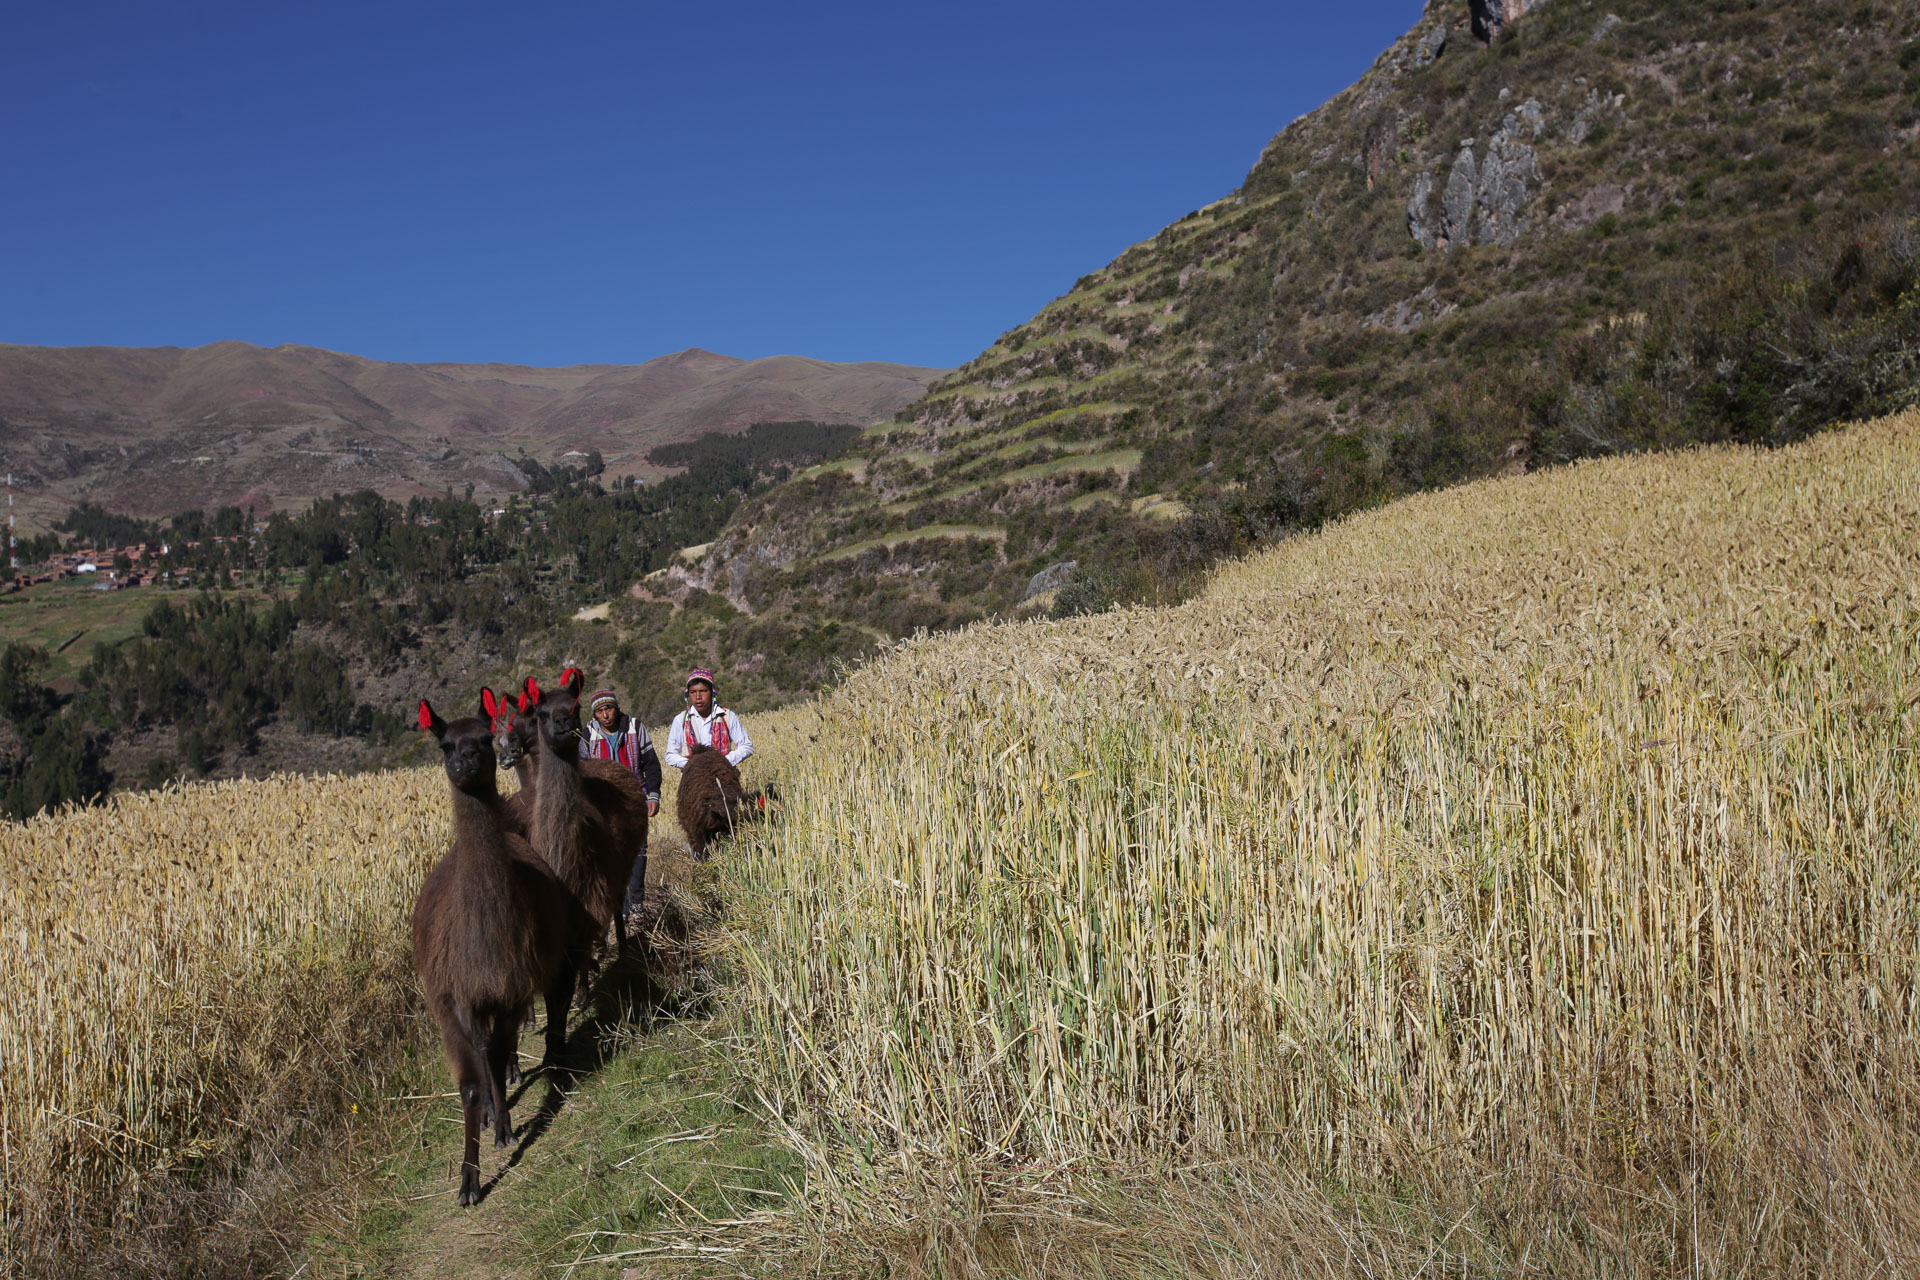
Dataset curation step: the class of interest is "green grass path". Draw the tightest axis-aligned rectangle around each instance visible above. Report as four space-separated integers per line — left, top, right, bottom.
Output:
307 967 799 1279
302 836 802 1280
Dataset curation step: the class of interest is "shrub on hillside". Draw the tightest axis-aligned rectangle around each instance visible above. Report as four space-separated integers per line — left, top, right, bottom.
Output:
1533 215 1920 462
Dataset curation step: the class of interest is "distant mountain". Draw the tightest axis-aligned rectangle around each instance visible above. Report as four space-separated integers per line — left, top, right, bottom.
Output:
679 0 1920 671
0 342 944 529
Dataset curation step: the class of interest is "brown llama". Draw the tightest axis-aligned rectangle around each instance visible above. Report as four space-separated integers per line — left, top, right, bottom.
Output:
518 669 647 948
410 698 581 1206
676 741 772 859
480 683 640 1081
486 682 649 906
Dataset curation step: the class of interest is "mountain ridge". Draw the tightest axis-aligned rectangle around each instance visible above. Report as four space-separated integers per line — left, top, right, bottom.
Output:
0 341 944 530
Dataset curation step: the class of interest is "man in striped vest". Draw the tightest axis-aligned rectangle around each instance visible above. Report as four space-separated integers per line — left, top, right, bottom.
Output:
664 667 754 771
581 687 662 921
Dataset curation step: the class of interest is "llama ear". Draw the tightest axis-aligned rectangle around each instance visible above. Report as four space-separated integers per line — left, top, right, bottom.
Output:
559 667 583 696
481 687 500 721
418 700 446 739
524 675 542 706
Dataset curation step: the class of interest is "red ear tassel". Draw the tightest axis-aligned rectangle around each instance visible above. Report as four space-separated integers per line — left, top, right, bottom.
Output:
418 701 432 730
517 690 529 713
559 666 583 692
525 675 541 702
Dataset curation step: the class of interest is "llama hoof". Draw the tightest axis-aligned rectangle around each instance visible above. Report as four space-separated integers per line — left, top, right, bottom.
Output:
494 1126 515 1150
459 1164 482 1206
505 1061 522 1088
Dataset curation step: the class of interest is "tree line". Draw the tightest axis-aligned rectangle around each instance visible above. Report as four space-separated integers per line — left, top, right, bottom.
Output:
0 423 858 816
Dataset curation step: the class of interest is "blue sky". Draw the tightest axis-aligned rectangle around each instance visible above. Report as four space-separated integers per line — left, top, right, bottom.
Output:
3 2 1417 369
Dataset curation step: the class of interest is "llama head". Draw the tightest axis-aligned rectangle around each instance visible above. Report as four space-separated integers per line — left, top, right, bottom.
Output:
481 686 535 770
521 673 582 752
421 698 496 791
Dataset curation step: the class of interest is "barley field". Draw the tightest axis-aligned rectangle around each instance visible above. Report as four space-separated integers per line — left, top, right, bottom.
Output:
0 768 444 1271
724 410 1920 1274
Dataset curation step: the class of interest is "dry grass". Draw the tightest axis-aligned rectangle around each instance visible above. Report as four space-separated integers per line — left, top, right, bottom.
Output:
721 409 1920 1276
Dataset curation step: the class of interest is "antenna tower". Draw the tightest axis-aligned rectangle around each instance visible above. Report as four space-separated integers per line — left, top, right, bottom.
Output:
7 474 14 571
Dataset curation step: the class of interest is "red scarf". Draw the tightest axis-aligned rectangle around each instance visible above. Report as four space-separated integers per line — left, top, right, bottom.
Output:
587 719 640 772
684 707 731 756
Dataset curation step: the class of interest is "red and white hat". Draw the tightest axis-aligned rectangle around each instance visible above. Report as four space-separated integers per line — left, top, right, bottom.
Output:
686 667 717 692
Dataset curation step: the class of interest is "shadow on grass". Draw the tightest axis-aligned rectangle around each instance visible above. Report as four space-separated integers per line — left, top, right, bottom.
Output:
480 945 697 1202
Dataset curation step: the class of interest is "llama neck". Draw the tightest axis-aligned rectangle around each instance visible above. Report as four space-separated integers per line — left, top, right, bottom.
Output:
531 738 591 891
513 757 536 807
447 783 516 879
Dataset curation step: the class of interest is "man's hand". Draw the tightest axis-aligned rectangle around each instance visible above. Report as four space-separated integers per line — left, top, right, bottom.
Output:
647 799 660 818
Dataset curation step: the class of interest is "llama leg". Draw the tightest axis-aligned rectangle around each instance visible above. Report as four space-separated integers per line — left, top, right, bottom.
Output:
543 959 576 1067
503 999 531 1087
573 933 602 1012
453 1007 496 1135
486 1010 519 1148
449 1031 487 1207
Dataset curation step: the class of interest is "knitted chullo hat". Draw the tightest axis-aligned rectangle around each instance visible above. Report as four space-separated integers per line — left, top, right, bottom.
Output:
685 667 717 692
589 689 618 711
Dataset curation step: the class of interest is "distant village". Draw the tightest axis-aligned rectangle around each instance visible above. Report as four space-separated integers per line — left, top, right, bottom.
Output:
3 509 553 596
7 534 256 594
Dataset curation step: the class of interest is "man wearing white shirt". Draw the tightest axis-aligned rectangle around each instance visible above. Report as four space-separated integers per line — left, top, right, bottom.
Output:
664 667 754 770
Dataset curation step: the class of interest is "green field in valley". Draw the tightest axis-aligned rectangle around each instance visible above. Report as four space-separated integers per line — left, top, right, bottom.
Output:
0 580 162 679
0 573 305 681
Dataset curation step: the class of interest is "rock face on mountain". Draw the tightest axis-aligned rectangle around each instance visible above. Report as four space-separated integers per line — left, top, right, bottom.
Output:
1469 0 1543 44
666 0 1920 696
0 343 943 528
1421 96 1546 250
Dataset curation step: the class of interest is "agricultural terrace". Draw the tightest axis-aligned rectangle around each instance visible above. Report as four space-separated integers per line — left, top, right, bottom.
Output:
4 410 1919 1276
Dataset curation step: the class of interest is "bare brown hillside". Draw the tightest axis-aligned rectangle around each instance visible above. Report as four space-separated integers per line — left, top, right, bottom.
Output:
0 341 944 529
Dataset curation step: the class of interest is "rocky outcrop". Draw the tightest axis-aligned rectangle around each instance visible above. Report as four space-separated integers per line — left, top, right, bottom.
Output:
1363 285 1458 333
1469 0 1543 43
1407 169 1438 248
1473 100 1545 245
1023 560 1078 600
1415 98 1545 250
1441 144 1478 248
1413 24 1449 67
1568 86 1627 143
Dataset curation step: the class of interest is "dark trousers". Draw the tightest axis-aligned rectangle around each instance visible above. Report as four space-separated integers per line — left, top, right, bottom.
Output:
623 844 649 918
